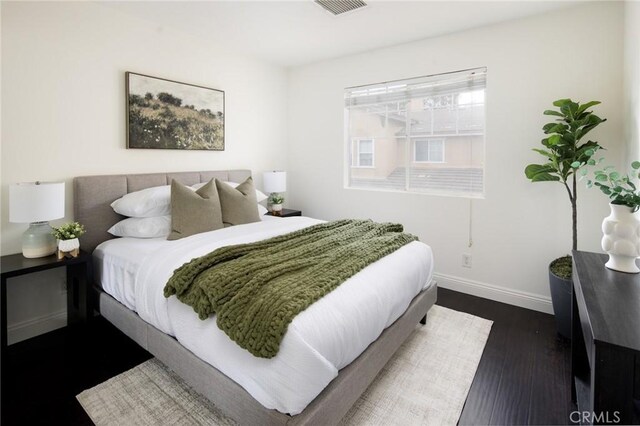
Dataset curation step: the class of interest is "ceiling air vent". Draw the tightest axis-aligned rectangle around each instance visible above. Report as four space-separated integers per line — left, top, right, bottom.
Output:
315 0 367 16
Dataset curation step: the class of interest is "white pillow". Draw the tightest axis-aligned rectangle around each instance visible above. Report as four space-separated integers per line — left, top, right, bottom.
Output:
192 180 268 203
257 204 267 216
108 216 171 238
111 185 171 218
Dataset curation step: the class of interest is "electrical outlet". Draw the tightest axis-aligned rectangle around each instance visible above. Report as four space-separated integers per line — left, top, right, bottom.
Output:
462 253 472 268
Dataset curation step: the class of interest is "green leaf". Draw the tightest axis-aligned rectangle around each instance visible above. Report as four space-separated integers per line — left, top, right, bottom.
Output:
525 163 555 178
524 164 560 182
552 99 571 107
632 161 640 170
543 123 568 134
595 174 608 182
580 168 589 176
570 161 581 168
587 159 596 166
576 101 601 115
532 148 553 158
610 171 620 180
530 173 560 182
543 110 564 117
547 135 561 146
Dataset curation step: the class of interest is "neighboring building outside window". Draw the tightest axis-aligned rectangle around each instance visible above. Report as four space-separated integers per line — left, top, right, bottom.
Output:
414 138 445 163
344 67 486 197
352 138 375 167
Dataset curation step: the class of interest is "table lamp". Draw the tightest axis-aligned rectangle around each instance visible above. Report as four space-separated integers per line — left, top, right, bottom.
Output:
10 181 65 258
263 171 287 213
263 171 286 196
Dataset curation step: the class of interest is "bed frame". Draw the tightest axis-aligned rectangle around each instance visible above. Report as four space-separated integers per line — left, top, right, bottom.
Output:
74 169 438 425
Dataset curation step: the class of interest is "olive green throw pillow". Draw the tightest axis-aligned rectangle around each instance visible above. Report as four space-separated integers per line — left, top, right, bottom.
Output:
167 179 223 240
216 177 261 226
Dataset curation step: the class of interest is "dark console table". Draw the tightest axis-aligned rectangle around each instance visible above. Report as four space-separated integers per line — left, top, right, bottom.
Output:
572 251 640 425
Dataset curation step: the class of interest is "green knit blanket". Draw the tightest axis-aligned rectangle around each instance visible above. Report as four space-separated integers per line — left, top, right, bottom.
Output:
163 219 417 358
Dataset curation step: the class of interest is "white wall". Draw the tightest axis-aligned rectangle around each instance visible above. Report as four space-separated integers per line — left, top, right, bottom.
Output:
287 2 624 313
1 2 288 342
625 0 640 164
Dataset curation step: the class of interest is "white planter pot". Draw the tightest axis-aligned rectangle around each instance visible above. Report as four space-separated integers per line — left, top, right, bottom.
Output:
271 204 283 212
57 237 80 259
58 238 80 253
601 204 640 273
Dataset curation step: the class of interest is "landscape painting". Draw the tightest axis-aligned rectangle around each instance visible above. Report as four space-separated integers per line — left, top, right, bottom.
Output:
126 72 224 150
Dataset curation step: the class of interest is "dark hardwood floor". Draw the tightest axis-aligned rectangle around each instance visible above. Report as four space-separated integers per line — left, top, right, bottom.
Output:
2 288 573 425
437 288 575 425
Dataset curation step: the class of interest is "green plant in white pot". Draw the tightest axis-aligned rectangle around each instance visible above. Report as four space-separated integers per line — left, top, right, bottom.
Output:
588 161 640 273
524 99 606 338
52 221 86 259
268 193 285 215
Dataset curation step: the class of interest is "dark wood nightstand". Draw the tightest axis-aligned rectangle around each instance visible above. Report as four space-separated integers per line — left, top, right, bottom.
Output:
265 208 302 217
0 250 93 417
0 250 93 420
1 250 93 347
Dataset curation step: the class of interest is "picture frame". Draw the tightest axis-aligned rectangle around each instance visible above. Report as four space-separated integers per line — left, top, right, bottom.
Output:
126 72 225 151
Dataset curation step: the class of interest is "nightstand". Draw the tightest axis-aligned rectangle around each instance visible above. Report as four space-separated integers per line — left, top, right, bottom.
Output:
1 250 93 349
265 208 302 217
0 250 93 416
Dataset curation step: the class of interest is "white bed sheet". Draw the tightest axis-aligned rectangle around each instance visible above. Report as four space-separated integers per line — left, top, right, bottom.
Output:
94 217 434 415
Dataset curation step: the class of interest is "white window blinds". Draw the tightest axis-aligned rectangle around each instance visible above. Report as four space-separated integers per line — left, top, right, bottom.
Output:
345 67 486 197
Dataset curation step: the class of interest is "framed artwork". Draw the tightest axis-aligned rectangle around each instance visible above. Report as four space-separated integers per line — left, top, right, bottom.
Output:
126 72 225 150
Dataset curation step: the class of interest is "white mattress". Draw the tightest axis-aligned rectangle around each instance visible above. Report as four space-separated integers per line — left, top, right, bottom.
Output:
94 217 434 415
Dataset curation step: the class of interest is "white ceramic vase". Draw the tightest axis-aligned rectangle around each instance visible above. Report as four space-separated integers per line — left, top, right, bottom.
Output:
58 238 80 252
271 204 283 212
601 203 640 273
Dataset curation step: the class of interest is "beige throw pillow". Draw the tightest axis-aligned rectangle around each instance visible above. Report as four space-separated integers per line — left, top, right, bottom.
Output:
167 179 223 240
216 177 261 226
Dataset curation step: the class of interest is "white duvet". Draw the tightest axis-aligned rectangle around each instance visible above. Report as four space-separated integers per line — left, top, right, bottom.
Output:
94 217 434 415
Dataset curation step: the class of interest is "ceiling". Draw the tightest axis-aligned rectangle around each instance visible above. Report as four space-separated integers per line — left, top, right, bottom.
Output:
106 1 582 67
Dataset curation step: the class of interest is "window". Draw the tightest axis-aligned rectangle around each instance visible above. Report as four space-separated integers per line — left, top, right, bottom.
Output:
414 138 444 163
352 138 374 167
345 67 486 197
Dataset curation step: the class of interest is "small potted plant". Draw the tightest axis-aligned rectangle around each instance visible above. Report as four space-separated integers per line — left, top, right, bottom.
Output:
268 193 285 215
52 221 86 259
588 161 640 273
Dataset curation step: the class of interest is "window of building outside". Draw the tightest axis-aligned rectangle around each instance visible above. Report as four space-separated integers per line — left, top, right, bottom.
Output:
352 138 375 167
344 67 486 197
414 138 445 163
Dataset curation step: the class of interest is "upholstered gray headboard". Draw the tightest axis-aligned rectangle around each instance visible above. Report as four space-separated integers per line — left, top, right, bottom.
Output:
73 170 251 253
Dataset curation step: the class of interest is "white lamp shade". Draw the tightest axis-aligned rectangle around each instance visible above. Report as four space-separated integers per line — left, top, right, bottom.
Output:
263 171 287 193
10 182 65 223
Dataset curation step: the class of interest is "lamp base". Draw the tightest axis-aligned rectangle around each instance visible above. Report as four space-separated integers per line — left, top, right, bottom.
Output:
22 222 57 258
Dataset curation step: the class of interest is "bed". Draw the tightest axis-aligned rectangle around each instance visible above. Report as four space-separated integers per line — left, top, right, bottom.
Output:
74 169 438 425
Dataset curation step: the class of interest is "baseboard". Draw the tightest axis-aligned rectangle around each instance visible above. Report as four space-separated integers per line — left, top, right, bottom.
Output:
434 273 553 315
7 309 67 345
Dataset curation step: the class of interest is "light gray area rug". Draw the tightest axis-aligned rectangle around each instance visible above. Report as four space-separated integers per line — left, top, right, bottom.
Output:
77 305 492 425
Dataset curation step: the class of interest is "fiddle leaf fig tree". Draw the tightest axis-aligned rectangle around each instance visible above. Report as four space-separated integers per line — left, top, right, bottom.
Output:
525 99 606 255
